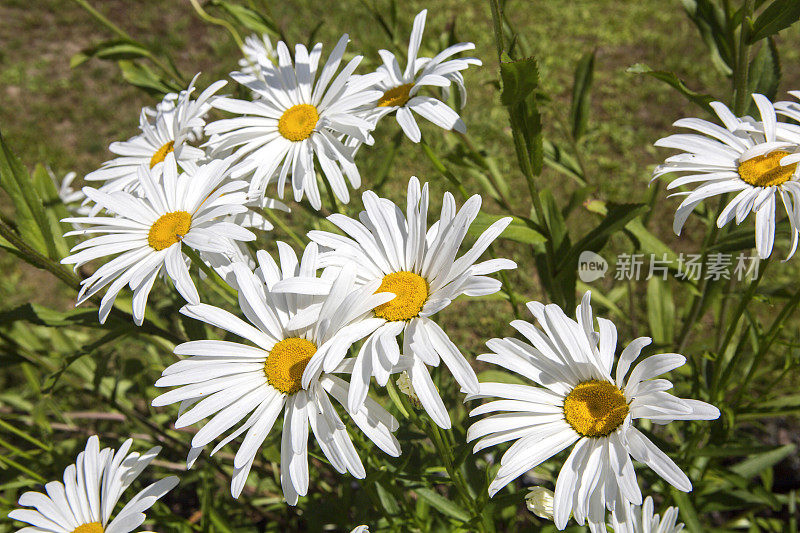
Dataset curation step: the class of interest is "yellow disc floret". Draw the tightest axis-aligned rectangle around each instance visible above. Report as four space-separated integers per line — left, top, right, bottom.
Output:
73 523 104 533
374 271 429 321
147 211 192 251
738 150 797 187
278 104 319 141
563 380 629 438
264 337 317 394
150 140 175 168
377 83 414 108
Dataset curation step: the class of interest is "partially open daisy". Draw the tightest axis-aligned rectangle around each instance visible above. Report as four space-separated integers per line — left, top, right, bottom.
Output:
467 292 719 530
368 9 481 143
8 435 178 533
283 177 514 428
607 495 684 533
85 74 224 194
153 242 400 504
205 35 381 210
61 154 255 325
653 94 800 259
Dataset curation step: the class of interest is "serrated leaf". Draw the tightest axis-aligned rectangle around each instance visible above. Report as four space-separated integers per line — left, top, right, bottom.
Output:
499 54 538 106
628 63 715 112
748 0 800 43
0 131 56 258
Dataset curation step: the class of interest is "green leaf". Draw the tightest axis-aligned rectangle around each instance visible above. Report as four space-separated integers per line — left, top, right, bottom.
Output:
499 54 538 106
748 0 800 43
625 219 679 265
413 487 470 522
681 0 735 75
71 39 152 68
0 131 56 259
499 54 543 176
212 1 278 35
559 203 648 273
730 444 796 479
117 60 176 96
647 277 675 345
747 37 781 101
468 212 546 245
0 304 98 328
569 51 595 140
627 64 715 112
32 165 71 258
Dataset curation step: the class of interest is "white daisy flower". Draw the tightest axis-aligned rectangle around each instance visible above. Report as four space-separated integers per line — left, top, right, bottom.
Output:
61 154 255 325
152 242 401 505
368 9 481 143
466 292 719 530
238 33 278 83
205 35 381 210
85 74 225 194
284 177 514 428
606 496 684 533
8 435 178 533
350 527 369 533
653 93 800 259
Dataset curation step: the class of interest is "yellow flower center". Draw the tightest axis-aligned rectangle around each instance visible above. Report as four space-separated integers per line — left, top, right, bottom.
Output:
277 104 319 141
264 337 317 394
147 211 192 251
563 380 629 438
737 150 797 187
377 83 414 108
72 523 104 533
150 140 175 168
373 271 429 321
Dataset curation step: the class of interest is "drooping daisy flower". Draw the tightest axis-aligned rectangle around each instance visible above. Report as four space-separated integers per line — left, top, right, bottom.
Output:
606 496 684 533
85 74 225 194
61 154 255 325
283 177 514 428
368 9 481 143
152 242 400 504
466 292 719 530
8 435 178 533
205 35 381 209
653 93 800 259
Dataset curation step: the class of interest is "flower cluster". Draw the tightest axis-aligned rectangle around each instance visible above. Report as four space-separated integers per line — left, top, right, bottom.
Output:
10 8 739 533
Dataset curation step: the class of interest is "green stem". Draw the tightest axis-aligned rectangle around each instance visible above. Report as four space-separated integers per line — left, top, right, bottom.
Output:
733 0 756 115
428 421 487 532
70 0 182 81
183 246 238 299
717 257 769 357
257 207 306 248
188 0 245 51
419 141 470 200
